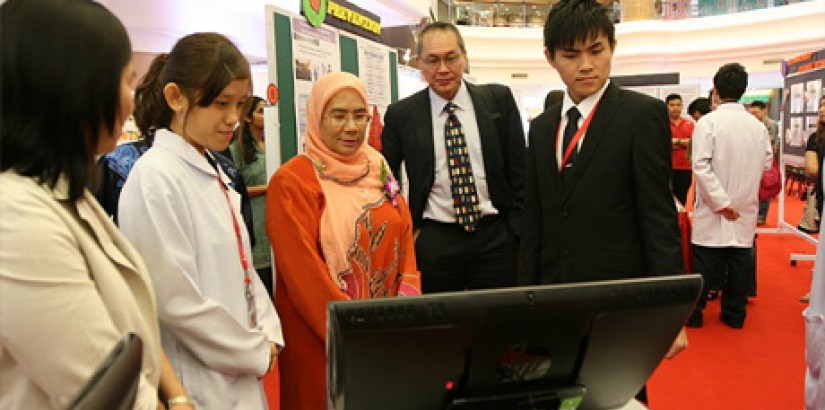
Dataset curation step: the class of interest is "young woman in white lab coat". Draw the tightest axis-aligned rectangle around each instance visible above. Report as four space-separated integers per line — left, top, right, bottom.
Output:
118 33 284 410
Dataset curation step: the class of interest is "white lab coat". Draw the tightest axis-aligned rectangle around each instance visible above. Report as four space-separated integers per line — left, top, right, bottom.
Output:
691 103 773 248
119 129 283 410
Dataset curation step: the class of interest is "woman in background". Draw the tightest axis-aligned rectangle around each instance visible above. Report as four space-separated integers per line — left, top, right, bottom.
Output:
804 96 825 223
0 0 189 408
118 32 283 410
230 96 274 297
267 72 421 409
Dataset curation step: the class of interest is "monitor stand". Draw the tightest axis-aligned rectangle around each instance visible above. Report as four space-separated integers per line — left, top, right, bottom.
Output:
446 385 587 410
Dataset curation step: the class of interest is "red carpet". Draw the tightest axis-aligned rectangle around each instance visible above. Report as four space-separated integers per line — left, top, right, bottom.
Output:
648 194 814 409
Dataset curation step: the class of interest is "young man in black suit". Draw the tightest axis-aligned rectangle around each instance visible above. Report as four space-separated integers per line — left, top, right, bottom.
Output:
381 22 525 293
518 0 688 374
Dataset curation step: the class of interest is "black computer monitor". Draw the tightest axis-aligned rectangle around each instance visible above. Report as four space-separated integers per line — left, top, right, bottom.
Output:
327 275 701 410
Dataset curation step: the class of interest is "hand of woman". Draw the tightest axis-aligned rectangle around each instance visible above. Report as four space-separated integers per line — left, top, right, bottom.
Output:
260 343 279 379
268 343 278 373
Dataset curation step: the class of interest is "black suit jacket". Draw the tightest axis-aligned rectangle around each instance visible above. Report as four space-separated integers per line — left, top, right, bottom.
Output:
381 82 526 235
519 82 684 284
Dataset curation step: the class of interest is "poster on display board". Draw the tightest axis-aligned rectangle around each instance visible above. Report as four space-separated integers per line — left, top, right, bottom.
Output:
781 49 825 167
265 5 399 174
358 38 392 110
290 17 340 152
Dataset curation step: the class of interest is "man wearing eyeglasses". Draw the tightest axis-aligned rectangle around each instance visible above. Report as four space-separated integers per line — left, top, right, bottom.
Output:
381 21 526 294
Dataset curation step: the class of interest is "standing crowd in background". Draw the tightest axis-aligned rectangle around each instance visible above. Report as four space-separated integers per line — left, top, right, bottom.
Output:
2 0 823 409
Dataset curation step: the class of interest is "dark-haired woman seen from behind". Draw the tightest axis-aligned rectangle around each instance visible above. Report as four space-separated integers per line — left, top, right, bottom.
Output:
230 96 274 297
118 33 284 410
0 0 189 408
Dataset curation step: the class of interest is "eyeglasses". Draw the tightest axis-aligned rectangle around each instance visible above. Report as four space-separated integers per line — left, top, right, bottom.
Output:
324 112 371 128
420 53 463 69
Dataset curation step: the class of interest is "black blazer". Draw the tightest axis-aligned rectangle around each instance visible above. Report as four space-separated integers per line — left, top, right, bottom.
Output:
381 82 526 235
519 82 684 284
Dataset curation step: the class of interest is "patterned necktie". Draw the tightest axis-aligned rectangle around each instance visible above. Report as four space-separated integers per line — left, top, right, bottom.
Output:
561 107 582 173
444 102 482 232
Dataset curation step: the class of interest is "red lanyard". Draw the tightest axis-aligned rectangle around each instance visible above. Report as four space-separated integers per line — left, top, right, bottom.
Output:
556 101 600 171
216 176 257 327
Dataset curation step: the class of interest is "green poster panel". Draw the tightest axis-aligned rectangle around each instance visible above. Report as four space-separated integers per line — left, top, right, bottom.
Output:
339 35 359 76
275 13 298 162
389 52 399 103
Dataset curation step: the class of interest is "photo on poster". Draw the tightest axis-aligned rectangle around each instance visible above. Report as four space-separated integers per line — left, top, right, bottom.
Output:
806 80 822 113
295 59 312 81
807 116 820 142
789 117 805 147
791 83 805 114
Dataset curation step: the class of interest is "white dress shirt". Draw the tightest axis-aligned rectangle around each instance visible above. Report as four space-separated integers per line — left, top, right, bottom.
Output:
556 80 611 170
690 103 773 247
424 81 497 223
119 129 284 410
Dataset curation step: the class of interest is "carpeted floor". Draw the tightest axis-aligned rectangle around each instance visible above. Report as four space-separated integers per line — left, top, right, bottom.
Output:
647 194 815 409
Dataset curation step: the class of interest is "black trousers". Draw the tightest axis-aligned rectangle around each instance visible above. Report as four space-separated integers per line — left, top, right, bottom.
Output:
697 240 757 296
415 217 518 293
672 169 692 205
691 245 753 322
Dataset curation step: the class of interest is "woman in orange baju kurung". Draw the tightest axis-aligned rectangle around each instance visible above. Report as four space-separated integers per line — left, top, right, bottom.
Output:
267 72 421 410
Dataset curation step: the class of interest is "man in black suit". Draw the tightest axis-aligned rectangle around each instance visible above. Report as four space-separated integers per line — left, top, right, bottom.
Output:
518 0 688 375
381 22 525 293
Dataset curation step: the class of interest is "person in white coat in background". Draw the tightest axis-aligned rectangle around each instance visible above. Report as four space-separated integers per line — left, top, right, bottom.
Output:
687 63 772 329
119 32 283 410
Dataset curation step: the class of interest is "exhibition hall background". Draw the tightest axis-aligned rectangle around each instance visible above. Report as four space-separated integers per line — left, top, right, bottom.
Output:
97 0 824 122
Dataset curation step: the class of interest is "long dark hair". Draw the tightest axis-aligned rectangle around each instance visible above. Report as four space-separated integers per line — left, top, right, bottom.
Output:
134 32 251 143
1 0 131 202
235 96 265 165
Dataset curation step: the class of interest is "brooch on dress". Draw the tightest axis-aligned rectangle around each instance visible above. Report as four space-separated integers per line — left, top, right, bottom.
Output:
380 161 399 207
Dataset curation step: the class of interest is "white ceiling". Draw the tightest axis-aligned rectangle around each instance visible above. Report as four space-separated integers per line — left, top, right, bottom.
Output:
99 0 428 62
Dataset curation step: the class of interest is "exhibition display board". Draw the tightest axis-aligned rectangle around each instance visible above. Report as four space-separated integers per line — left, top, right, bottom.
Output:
770 48 825 263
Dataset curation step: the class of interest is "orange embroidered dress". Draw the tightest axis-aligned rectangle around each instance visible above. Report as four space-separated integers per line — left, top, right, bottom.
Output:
267 155 420 410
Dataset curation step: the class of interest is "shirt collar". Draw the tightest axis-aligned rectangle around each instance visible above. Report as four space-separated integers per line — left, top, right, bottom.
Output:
154 128 227 182
717 102 746 112
561 79 611 120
